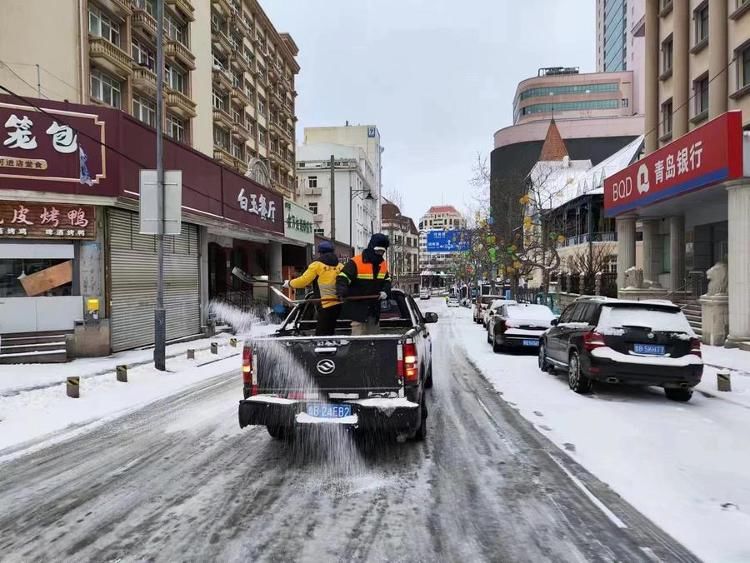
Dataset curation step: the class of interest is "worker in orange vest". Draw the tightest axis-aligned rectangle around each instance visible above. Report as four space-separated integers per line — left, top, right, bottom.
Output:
336 233 391 336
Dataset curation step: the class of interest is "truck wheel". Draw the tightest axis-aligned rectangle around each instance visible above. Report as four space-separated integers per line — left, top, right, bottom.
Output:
424 363 434 389
267 425 288 440
665 387 693 402
412 396 428 442
568 351 592 394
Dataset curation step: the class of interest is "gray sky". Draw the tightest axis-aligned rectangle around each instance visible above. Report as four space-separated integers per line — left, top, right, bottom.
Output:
264 0 595 221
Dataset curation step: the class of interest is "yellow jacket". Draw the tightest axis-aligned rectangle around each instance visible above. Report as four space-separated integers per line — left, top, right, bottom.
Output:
290 261 343 308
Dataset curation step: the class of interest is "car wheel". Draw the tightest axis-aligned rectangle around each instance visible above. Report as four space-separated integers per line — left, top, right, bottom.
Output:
487 330 492 344
664 387 693 402
412 395 428 442
492 336 502 354
568 351 592 394
538 343 551 373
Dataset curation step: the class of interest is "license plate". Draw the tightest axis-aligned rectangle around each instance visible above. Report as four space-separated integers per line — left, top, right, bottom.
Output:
633 343 666 355
522 339 538 347
306 403 352 418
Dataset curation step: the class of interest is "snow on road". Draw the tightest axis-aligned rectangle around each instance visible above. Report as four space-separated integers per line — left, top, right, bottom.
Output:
443 303 750 563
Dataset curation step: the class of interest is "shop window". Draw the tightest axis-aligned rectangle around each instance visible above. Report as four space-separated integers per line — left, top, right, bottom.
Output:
0 258 73 298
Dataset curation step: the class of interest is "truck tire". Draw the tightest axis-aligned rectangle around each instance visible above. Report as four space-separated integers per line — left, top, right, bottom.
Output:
665 387 693 402
412 396 428 442
425 362 434 389
267 425 289 440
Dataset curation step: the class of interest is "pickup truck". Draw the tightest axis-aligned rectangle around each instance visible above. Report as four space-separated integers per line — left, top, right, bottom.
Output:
238 290 437 441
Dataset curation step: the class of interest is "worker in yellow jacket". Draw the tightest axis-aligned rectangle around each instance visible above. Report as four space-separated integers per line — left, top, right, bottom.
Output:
283 241 343 335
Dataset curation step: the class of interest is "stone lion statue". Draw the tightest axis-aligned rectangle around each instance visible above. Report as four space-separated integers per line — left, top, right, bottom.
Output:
624 267 644 289
706 262 728 296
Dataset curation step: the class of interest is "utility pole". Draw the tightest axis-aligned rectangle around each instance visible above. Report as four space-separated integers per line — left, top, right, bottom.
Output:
154 0 166 370
35 64 41 97
329 155 336 242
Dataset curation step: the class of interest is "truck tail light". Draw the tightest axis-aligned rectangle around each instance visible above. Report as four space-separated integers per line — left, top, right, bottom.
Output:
690 337 702 358
242 347 257 395
403 340 419 383
583 331 606 351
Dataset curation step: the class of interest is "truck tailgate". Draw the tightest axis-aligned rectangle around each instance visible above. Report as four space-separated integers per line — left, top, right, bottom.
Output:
255 336 402 394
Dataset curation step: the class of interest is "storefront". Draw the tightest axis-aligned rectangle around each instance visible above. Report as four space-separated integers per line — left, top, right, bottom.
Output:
605 111 749 346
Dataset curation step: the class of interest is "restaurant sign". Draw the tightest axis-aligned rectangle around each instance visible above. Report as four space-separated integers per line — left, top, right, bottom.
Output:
0 100 109 194
283 199 314 244
604 111 744 217
0 202 96 239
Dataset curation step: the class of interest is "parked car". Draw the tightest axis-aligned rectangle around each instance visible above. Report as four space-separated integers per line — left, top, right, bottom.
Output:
473 295 502 324
238 290 436 441
488 303 555 352
419 288 431 300
482 298 518 329
447 296 460 307
538 297 703 402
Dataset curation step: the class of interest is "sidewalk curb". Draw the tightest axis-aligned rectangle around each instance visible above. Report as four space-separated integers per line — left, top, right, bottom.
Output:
0 339 240 398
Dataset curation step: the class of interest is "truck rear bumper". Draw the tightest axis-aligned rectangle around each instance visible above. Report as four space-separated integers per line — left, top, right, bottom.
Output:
238 396 421 434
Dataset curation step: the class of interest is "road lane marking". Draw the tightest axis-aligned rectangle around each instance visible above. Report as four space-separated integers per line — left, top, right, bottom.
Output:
475 396 520 455
548 453 627 529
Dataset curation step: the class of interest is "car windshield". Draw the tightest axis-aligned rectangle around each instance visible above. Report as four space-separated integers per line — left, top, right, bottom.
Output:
598 306 694 334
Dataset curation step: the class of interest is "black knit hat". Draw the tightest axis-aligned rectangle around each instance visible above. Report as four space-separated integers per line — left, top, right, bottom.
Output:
368 233 390 251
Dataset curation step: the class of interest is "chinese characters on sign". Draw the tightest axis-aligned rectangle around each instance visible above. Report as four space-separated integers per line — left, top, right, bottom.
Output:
426 230 470 252
604 111 743 217
4 115 78 153
0 202 96 239
237 188 276 221
283 199 315 244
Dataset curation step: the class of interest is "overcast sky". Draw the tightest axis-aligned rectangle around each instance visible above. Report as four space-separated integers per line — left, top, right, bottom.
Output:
264 0 595 221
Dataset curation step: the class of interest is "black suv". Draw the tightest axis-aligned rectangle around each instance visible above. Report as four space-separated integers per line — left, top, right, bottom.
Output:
539 297 703 402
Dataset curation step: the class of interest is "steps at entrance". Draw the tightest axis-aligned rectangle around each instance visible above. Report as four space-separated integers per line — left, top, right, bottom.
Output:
678 302 703 338
0 331 70 364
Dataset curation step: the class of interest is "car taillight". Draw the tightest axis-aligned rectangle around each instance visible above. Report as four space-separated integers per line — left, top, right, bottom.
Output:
242 347 257 395
583 331 606 351
690 337 702 358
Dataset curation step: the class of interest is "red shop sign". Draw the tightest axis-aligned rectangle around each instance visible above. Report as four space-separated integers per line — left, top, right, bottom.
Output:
604 111 744 217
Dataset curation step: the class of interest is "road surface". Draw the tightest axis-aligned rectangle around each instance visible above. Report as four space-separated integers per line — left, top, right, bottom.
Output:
0 311 698 562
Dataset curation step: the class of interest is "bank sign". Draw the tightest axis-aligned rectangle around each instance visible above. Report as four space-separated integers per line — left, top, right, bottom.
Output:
426 230 469 252
604 111 743 217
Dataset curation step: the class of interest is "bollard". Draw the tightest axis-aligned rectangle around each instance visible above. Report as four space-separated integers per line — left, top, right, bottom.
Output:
116 365 127 383
211 342 218 355
187 348 195 360
66 376 80 398
717 370 732 392
230 337 238 348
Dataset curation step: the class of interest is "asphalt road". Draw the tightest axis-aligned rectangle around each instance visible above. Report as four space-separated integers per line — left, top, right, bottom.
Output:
0 313 699 562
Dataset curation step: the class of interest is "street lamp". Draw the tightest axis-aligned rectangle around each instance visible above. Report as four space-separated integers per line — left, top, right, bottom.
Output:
350 187 374 254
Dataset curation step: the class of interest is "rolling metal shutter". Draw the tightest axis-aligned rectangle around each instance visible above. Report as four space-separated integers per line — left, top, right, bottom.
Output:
108 209 200 352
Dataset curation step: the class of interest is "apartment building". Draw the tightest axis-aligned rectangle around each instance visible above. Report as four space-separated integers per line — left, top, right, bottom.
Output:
0 0 299 198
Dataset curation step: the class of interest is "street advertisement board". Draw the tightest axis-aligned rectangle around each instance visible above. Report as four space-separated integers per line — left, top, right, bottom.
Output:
426 230 469 252
604 111 743 217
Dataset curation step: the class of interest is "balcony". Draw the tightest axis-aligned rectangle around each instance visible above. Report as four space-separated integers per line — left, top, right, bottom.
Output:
166 0 195 21
212 25 232 54
232 13 251 37
233 120 251 142
231 87 251 107
132 65 157 95
89 36 133 78
213 108 235 130
165 40 196 70
212 68 232 92
131 7 157 36
211 0 232 15
105 0 132 17
165 88 197 118
213 146 235 167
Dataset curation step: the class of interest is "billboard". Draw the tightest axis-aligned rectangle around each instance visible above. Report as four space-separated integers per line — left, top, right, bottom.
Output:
426 230 469 252
604 111 743 217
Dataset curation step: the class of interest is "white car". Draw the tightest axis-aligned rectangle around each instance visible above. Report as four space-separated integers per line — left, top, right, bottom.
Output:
419 289 431 300
447 296 460 307
483 299 518 329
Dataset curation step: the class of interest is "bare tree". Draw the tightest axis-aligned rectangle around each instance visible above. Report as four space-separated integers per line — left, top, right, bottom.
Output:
383 187 404 211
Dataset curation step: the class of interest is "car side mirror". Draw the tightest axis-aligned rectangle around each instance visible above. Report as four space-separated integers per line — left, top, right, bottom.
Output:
550 319 559 326
425 312 438 324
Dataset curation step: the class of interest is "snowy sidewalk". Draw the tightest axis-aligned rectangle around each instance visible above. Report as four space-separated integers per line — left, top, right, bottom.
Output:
0 323 279 460
698 346 750 409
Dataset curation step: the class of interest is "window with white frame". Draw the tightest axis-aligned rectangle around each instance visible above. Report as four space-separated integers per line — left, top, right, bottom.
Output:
214 125 230 149
165 63 187 93
212 91 226 111
133 95 156 127
88 5 121 46
167 113 187 142
308 176 318 188
133 0 155 15
132 38 155 70
90 68 122 108
165 11 188 46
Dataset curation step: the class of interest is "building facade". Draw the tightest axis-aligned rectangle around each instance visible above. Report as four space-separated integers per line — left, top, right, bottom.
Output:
382 200 419 294
303 125 383 228
0 0 299 199
418 205 466 274
606 0 750 347
295 142 378 254
513 67 637 125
